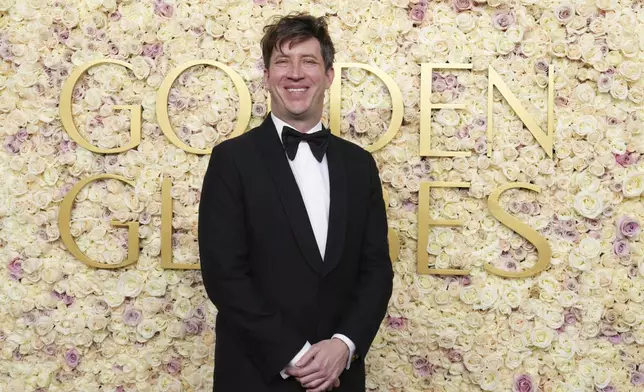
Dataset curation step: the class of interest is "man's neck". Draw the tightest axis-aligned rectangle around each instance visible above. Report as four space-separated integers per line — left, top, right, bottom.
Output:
271 112 322 134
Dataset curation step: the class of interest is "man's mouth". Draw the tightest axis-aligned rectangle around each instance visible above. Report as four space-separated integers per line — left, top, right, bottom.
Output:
285 87 308 93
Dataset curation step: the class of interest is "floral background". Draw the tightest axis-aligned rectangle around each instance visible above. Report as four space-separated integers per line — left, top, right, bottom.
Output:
1 0 643 391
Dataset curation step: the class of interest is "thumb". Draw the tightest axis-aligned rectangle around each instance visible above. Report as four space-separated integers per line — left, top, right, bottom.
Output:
296 346 320 367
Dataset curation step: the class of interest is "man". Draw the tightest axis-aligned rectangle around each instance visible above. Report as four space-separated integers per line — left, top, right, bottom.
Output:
198 13 393 392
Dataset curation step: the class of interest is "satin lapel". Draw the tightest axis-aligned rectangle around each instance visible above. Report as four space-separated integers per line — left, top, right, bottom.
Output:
322 135 347 277
253 117 323 273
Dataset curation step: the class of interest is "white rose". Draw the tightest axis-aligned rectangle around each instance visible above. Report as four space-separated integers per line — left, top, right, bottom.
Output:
145 278 167 297
573 115 597 136
172 298 192 319
623 173 644 197
479 371 500 391
593 368 611 389
573 191 603 218
577 237 601 258
136 319 158 340
116 271 144 298
463 352 484 372
531 327 554 348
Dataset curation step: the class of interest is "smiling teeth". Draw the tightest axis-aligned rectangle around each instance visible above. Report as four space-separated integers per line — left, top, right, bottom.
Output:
287 88 306 92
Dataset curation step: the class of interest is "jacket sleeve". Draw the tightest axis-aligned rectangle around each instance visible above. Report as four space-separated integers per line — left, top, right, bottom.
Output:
198 142 307 383
334 154 394 360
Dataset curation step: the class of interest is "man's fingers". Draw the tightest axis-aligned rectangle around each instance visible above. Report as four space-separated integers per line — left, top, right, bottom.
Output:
333 378 340 388
298 369 326 386
307 378 334 392
296 346 320 367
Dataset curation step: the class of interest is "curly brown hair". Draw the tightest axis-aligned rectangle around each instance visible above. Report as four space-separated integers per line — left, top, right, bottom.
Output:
261 13 335 71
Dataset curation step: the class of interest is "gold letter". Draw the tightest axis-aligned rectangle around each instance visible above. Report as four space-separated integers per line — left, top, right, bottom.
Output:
329 63 403 152
420 63 473 157
60 59 141 154
156 60 251 154
417 182 471 275
58 174 139 269
382 188 400 262
161 177 200 269
486 183 551 278
487 65 554 157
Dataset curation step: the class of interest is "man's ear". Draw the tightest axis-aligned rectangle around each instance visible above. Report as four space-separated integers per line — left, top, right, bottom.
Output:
325 66 334 89
263 68 269 86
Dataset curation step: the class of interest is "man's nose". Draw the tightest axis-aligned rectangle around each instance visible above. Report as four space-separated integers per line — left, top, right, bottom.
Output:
287 62 304 79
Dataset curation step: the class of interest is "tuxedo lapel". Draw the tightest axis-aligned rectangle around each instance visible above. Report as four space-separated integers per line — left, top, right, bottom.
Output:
254 117 323 273
322 134 347 276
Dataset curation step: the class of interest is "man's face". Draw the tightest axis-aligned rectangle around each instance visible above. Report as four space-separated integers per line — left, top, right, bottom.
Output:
264 37 334 127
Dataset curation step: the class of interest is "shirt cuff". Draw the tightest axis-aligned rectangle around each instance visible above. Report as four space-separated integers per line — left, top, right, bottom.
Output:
280 341 311 379
332 334 356 370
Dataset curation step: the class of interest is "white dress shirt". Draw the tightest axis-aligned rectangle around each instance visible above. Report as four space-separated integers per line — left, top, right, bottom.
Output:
271 113 356 379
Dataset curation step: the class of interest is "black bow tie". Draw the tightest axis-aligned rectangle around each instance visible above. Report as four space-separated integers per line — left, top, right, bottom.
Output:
281 126 330 162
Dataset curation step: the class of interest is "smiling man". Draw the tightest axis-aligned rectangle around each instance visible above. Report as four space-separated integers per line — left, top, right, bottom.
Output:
199 13 393 392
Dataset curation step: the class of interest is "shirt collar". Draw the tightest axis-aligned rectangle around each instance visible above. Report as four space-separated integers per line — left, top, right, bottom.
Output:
271 113 323 145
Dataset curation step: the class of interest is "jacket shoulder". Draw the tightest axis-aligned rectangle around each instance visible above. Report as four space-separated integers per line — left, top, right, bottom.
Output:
332 135 375 165
210 125 263 154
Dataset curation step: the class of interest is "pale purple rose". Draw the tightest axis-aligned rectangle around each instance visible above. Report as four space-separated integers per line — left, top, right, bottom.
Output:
564 278 578 291
613 240 630 257
618 216 640 238
409 5 426 22
252 102 267 117
457 126 470 138
166 358 181 374
447 349 463 362
597 74 613 92
632 371 644 386
387 316 406 329
453 0 473 12
433 77 447 92
63 294 75 307
65 348 80 368
564 311 577 325
412 356 429 369
444 74 458 88
513 374 535 392
192 304 207 320
43 345 56 356
7 257 23 280
23 311 38 326
615 152 635 167
142 43 163 59
505 261 518 271
493 11 515 31
608 334 622 344
600 384 616 392
460 276 471 286
417 364 434 377
123 309 143 326
184 318 203 335
554 5 574 24
109 11 121 21
555 96 569 107
562 231 579 242
253 0 268 4
3 136 18 154
154 2 174 18
474 139 487 154
116 387 125 392
411 356 435 376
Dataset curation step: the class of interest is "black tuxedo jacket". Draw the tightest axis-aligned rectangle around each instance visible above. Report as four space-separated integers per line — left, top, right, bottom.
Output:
198 115 393 391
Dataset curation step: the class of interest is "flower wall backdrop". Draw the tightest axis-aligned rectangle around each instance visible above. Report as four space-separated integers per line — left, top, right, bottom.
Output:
1 0 643 391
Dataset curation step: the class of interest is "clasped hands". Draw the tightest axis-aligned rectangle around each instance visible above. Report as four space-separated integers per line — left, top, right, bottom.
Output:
285 338 349 392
